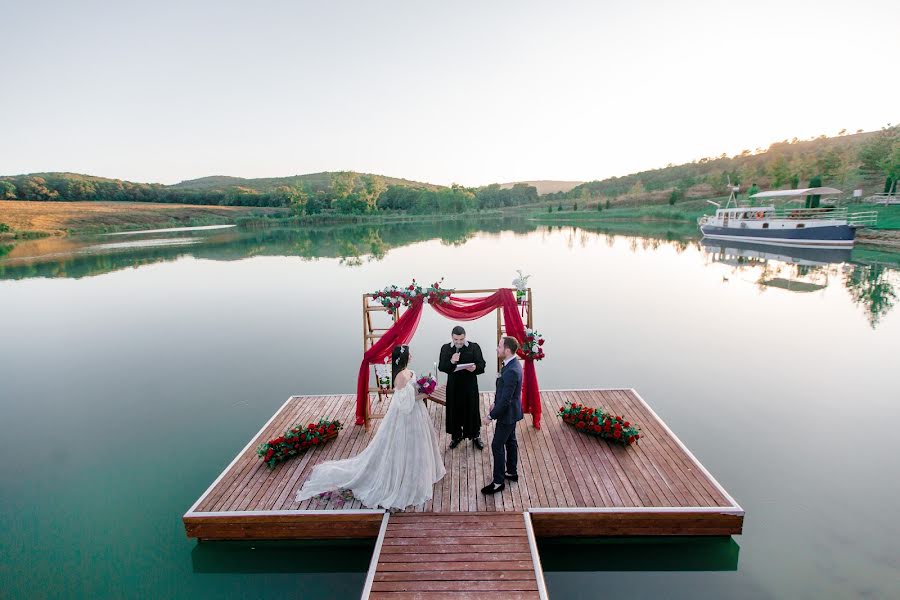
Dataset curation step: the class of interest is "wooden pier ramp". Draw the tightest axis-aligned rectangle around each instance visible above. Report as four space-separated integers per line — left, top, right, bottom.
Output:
362 512 546 599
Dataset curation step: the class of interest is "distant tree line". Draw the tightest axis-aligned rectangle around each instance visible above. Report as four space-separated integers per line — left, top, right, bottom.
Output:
0 171 541 216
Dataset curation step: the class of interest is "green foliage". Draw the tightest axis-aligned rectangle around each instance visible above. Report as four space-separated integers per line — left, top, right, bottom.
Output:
596 201 602 211
573 202 578 211
0 222 9 233
807 175 822 208
474 183 538 209
770 157 790 188
0 180 16 199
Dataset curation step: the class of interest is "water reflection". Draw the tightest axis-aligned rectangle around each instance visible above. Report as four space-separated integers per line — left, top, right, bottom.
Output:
190 540 373 574
2 218 899 329
700 238 900 328
539 537 740 572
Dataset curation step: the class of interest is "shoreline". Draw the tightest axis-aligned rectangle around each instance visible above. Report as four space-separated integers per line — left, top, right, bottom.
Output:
3 200 900 251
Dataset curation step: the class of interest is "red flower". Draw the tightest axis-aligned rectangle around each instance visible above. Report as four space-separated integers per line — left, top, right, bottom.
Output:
538 339 544 346
613 430 621 439
575 422 585 429
623 421 630 428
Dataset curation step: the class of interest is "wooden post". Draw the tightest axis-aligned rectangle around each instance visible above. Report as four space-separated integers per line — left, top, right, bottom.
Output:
527 287 533 329
496 306 503 371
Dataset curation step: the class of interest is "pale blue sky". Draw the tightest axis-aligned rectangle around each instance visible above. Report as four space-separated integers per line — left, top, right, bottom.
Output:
1 0 897 186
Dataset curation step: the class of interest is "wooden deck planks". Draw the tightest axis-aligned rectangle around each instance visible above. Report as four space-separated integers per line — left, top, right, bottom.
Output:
184 389 742 541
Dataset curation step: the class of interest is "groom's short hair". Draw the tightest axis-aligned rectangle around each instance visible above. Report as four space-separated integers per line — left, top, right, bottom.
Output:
451 326 465 336
501 336 519 354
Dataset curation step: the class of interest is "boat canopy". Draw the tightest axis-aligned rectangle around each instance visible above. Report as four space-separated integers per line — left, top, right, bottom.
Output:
750 187 843 199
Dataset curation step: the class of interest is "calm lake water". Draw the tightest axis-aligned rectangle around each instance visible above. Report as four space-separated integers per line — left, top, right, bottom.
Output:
2 218 899 599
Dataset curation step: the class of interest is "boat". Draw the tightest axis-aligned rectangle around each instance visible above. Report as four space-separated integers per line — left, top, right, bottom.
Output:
698 187 877 249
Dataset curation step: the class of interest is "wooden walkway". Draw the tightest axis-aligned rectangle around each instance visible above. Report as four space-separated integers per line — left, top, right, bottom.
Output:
184 388 742 540
362 512 546 599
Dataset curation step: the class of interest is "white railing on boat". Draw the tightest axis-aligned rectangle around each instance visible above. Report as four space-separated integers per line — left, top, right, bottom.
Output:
700 207 878 227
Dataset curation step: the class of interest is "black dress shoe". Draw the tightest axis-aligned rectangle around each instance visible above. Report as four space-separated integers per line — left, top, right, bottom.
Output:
449 438 462 449
481 482 505 495
472 437 484 450
504 472 519 481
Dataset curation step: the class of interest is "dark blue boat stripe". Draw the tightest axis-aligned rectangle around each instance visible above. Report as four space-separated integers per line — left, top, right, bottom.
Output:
699 224 855 241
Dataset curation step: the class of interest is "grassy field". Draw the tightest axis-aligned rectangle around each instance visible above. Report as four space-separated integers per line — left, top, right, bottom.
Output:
0 201 288 237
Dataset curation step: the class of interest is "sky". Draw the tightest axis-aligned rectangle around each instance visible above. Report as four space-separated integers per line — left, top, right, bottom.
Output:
1 0 898 187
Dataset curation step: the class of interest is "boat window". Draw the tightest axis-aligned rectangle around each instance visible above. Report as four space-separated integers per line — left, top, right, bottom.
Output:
762 223 769 229
796 223 805 229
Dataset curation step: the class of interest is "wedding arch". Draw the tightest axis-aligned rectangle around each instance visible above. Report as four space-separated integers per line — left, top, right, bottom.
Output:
357 285 542 430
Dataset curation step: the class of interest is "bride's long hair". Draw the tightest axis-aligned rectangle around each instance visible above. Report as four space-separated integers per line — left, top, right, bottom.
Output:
391 345 410 386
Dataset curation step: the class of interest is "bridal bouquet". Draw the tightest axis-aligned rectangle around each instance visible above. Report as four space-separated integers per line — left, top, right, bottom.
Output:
558 401 640 446
416 373 438 395
256 418 344 469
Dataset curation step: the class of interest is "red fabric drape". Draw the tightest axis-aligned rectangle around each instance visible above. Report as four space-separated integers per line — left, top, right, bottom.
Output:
356 288 541 428
355 299 424 425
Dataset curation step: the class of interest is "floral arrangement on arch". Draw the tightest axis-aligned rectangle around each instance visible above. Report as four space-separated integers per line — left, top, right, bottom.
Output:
371 278 453 313
375 358 392 391
519 328 545 360
512 270 531 305
558 401 640 446
256 418 343 469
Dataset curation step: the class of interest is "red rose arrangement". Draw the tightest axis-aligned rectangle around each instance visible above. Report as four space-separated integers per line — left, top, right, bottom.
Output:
558 401 640 446
519 328 546 361
371 278 452 313
256 418 343 469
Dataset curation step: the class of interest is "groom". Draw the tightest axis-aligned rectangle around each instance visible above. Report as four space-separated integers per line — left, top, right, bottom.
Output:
481 336 523 495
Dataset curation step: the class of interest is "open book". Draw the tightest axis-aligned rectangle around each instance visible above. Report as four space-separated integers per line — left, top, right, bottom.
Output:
454 363 475 372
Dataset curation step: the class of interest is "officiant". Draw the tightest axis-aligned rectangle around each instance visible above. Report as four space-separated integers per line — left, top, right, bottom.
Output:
438 326 486 449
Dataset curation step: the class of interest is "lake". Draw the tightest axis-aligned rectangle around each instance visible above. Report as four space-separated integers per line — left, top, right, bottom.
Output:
2 218 898 599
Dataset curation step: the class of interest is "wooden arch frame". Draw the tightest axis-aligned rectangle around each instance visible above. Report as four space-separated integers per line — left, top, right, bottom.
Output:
361 288 533 428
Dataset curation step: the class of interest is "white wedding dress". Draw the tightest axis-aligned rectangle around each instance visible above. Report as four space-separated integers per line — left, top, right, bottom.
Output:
296 371 446 510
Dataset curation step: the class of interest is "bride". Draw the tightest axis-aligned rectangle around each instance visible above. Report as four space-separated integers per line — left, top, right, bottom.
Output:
296 345 446 510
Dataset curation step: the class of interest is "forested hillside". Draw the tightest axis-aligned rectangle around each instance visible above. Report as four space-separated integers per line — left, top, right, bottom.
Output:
550 125 899 204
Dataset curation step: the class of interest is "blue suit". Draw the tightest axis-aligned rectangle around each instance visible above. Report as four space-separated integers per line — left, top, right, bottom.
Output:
489 358 523 484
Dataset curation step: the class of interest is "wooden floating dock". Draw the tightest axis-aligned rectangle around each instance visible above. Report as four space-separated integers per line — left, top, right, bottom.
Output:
184 389 742 598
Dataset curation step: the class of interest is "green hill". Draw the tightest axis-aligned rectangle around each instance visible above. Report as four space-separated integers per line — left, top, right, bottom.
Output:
170 171 443 193
553 126 899 206
0 170 445 209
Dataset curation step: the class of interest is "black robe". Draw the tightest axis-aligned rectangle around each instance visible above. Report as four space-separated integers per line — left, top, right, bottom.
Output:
438 341 486 439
